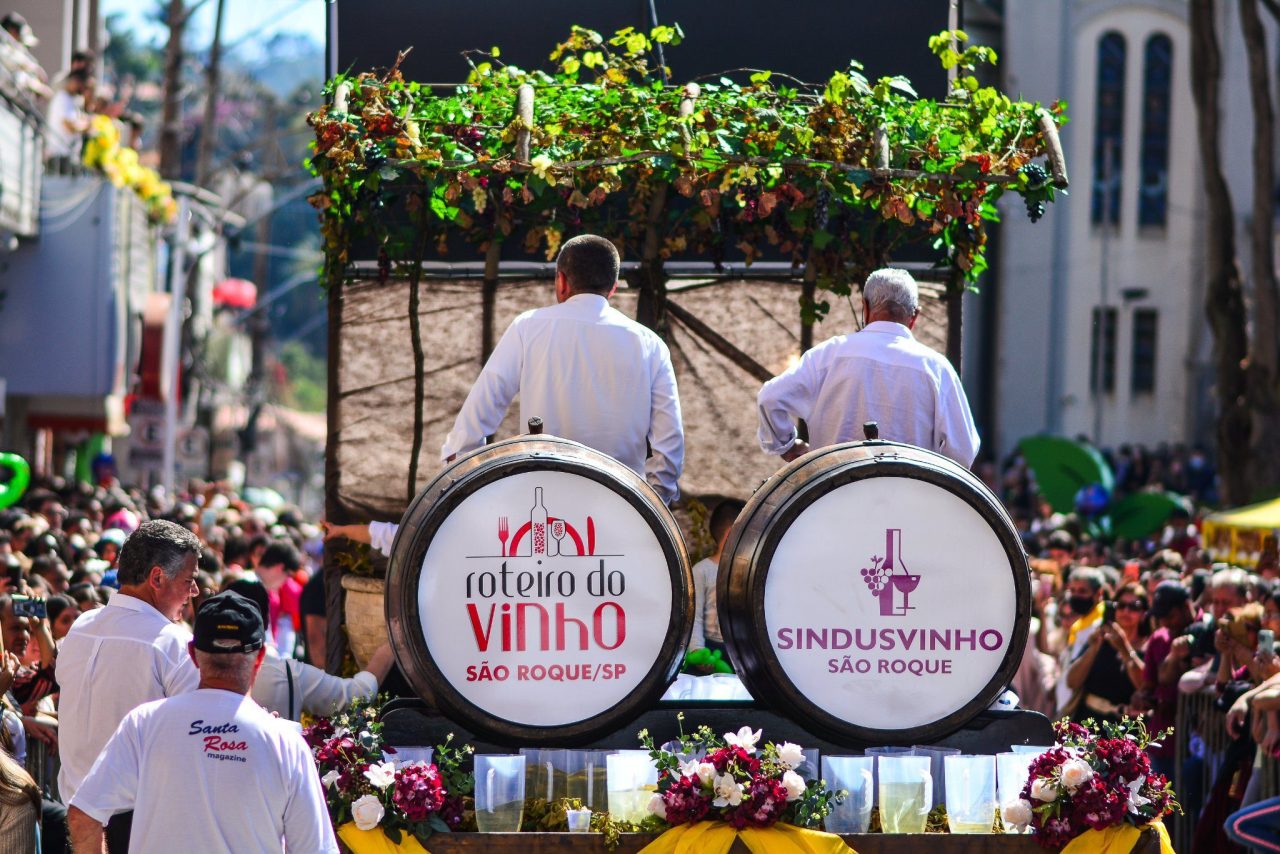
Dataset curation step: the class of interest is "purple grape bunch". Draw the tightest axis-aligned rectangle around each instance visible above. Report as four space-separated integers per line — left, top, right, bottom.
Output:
860 555 891 594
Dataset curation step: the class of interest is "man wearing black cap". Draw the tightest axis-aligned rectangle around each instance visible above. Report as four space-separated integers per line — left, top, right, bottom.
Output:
65 591 337 853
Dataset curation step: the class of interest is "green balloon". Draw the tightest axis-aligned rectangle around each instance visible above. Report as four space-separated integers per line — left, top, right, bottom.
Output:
0 453 29 509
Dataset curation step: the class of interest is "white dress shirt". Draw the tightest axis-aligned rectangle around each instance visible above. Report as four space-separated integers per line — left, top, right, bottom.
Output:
55 593 199 802
251 646 378 720
70 689 338 854
369 521 397 558
442 293 685 503
756 320 980 467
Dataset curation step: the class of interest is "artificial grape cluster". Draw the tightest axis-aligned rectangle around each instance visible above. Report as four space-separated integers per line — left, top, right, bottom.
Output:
860 556 891 594
1020 163 1049 223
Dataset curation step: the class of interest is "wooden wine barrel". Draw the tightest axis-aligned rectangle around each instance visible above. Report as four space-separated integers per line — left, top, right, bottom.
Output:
386 434 693 744
718 440 1031 745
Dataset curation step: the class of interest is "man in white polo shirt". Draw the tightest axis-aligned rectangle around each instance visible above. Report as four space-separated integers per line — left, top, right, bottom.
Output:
56 519 201 851
67 590 338 854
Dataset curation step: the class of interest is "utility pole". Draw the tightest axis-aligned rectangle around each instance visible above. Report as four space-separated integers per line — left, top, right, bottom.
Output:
195 0 227 187
159 0 188 179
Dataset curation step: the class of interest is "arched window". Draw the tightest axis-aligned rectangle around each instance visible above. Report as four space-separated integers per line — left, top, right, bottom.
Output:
1139 34 1173 227
1091 32 1126 226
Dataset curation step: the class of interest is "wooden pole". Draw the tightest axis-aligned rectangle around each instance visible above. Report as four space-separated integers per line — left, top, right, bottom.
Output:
515 85 534 162
323 276 348 673
666 300 774 384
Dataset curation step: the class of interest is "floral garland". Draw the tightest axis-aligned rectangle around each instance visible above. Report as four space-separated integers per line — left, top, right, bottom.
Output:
640 719 841 830
81 114 178 225
303 696 473 848
1001 718 1179 849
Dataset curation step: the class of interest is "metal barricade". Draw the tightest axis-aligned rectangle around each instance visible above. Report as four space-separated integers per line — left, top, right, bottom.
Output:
1173 689 1279 853
22 737 61 803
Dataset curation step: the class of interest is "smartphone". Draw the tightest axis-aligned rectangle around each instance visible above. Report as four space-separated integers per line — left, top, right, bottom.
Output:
4 557 20 588
1260 629 1276 657
1102 601 1117 625
11 595 45 619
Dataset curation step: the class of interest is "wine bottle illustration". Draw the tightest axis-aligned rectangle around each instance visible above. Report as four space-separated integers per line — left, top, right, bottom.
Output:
530 487 548 556
879 528 921 616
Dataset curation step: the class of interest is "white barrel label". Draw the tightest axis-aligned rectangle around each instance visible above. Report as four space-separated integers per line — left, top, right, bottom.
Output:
417 470 672 727
764 476 1017 731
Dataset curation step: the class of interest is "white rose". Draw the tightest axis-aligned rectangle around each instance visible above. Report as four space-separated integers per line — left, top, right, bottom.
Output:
712 773 745 807
776 742 805 770
351 794 385 831
695 762 717 784
782 770 806 802
723 726 762 754
647 793 668 820
363 760 396 790
1060 759 1094 791
1001 798 1033 829
321 770 340 789
1030 778 1059 803
678 759 701 779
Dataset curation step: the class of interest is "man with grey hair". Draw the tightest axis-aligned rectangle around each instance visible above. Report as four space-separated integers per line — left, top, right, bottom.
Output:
68 591 337 853
757 267 979 466
57 519 202 851
442 233 684 503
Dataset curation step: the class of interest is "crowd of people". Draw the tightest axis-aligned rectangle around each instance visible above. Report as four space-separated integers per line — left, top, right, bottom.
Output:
0 473 394 853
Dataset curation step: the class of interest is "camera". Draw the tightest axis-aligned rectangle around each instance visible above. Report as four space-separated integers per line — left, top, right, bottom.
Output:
1183 621 1216 660
11 595 45 620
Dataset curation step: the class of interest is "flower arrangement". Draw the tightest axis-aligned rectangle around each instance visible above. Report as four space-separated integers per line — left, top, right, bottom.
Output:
1001 718 1179 849
81 114 178 225
640 719 842 831
303 696 473 849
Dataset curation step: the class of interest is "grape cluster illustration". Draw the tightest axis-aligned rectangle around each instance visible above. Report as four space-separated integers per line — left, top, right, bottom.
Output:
1020 162 1050 223
860 555 891 595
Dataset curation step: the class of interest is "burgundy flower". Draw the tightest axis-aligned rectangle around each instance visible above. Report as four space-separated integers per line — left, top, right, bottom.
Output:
706 746 760 776
439 795 466 829
660 775 712 826
392 763 446 821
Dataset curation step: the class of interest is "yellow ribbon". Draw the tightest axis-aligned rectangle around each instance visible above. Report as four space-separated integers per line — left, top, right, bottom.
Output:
336 823 433 854
1059 820 1175 854
638 822 857 854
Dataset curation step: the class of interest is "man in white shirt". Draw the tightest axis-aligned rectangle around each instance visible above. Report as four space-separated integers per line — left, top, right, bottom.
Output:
67 591 338 854
756 267 979 468
45 68 90 167
225 579 394 719
56 520 202 850
441 234 685 503
689 498 744 659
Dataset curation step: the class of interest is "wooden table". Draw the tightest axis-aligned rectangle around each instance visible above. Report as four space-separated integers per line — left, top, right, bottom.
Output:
417 833 1042 852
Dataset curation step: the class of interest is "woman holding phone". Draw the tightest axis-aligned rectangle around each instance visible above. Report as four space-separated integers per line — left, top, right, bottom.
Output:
1065 583 1148 723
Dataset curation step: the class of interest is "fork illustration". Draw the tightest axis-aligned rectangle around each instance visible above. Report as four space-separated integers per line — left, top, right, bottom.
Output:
498 517 509 557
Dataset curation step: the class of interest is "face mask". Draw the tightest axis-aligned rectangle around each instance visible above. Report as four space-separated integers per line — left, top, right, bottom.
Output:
1069 595 1096 616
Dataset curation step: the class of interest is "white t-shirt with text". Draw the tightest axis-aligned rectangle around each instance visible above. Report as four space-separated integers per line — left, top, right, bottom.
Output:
70 688 338 854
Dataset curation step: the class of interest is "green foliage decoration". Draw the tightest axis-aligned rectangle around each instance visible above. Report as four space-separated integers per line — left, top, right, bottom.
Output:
307 25 1065 319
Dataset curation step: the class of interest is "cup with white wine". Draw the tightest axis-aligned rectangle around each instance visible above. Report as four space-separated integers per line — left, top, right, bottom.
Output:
476 754 527 832
877 755 932 834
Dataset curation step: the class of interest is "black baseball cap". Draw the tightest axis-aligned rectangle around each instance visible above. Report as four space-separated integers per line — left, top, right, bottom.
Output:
193 590 265 654
1149 580 1191 618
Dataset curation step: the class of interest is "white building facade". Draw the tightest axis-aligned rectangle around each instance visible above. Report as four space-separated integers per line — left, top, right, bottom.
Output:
991 0 1258 458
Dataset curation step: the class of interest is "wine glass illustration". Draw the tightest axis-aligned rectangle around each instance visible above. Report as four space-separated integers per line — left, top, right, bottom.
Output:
886 528 921 614
550 519 566 557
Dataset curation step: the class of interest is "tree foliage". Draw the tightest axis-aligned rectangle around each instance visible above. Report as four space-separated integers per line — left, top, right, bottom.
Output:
307 25 1065 320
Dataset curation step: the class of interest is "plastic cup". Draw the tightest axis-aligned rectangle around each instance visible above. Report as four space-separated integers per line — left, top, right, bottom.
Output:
865 746 913 794
996 752 1035 834
877 755 932 834
384 746 433 766
821 756 874 833
606 750 658 823
1010 744 1051 756
911 745 959 808
475 754 526 832
519 748 566 803
944 754 996 834
566 807 592 832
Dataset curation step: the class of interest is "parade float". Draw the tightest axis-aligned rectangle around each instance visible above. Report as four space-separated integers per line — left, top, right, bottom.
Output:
298 24 1183 854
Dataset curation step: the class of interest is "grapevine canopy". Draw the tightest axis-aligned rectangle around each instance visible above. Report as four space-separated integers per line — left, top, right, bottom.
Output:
308 25 1065 322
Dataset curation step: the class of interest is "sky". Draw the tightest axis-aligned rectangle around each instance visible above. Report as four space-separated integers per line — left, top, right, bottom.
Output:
100 0 325 61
